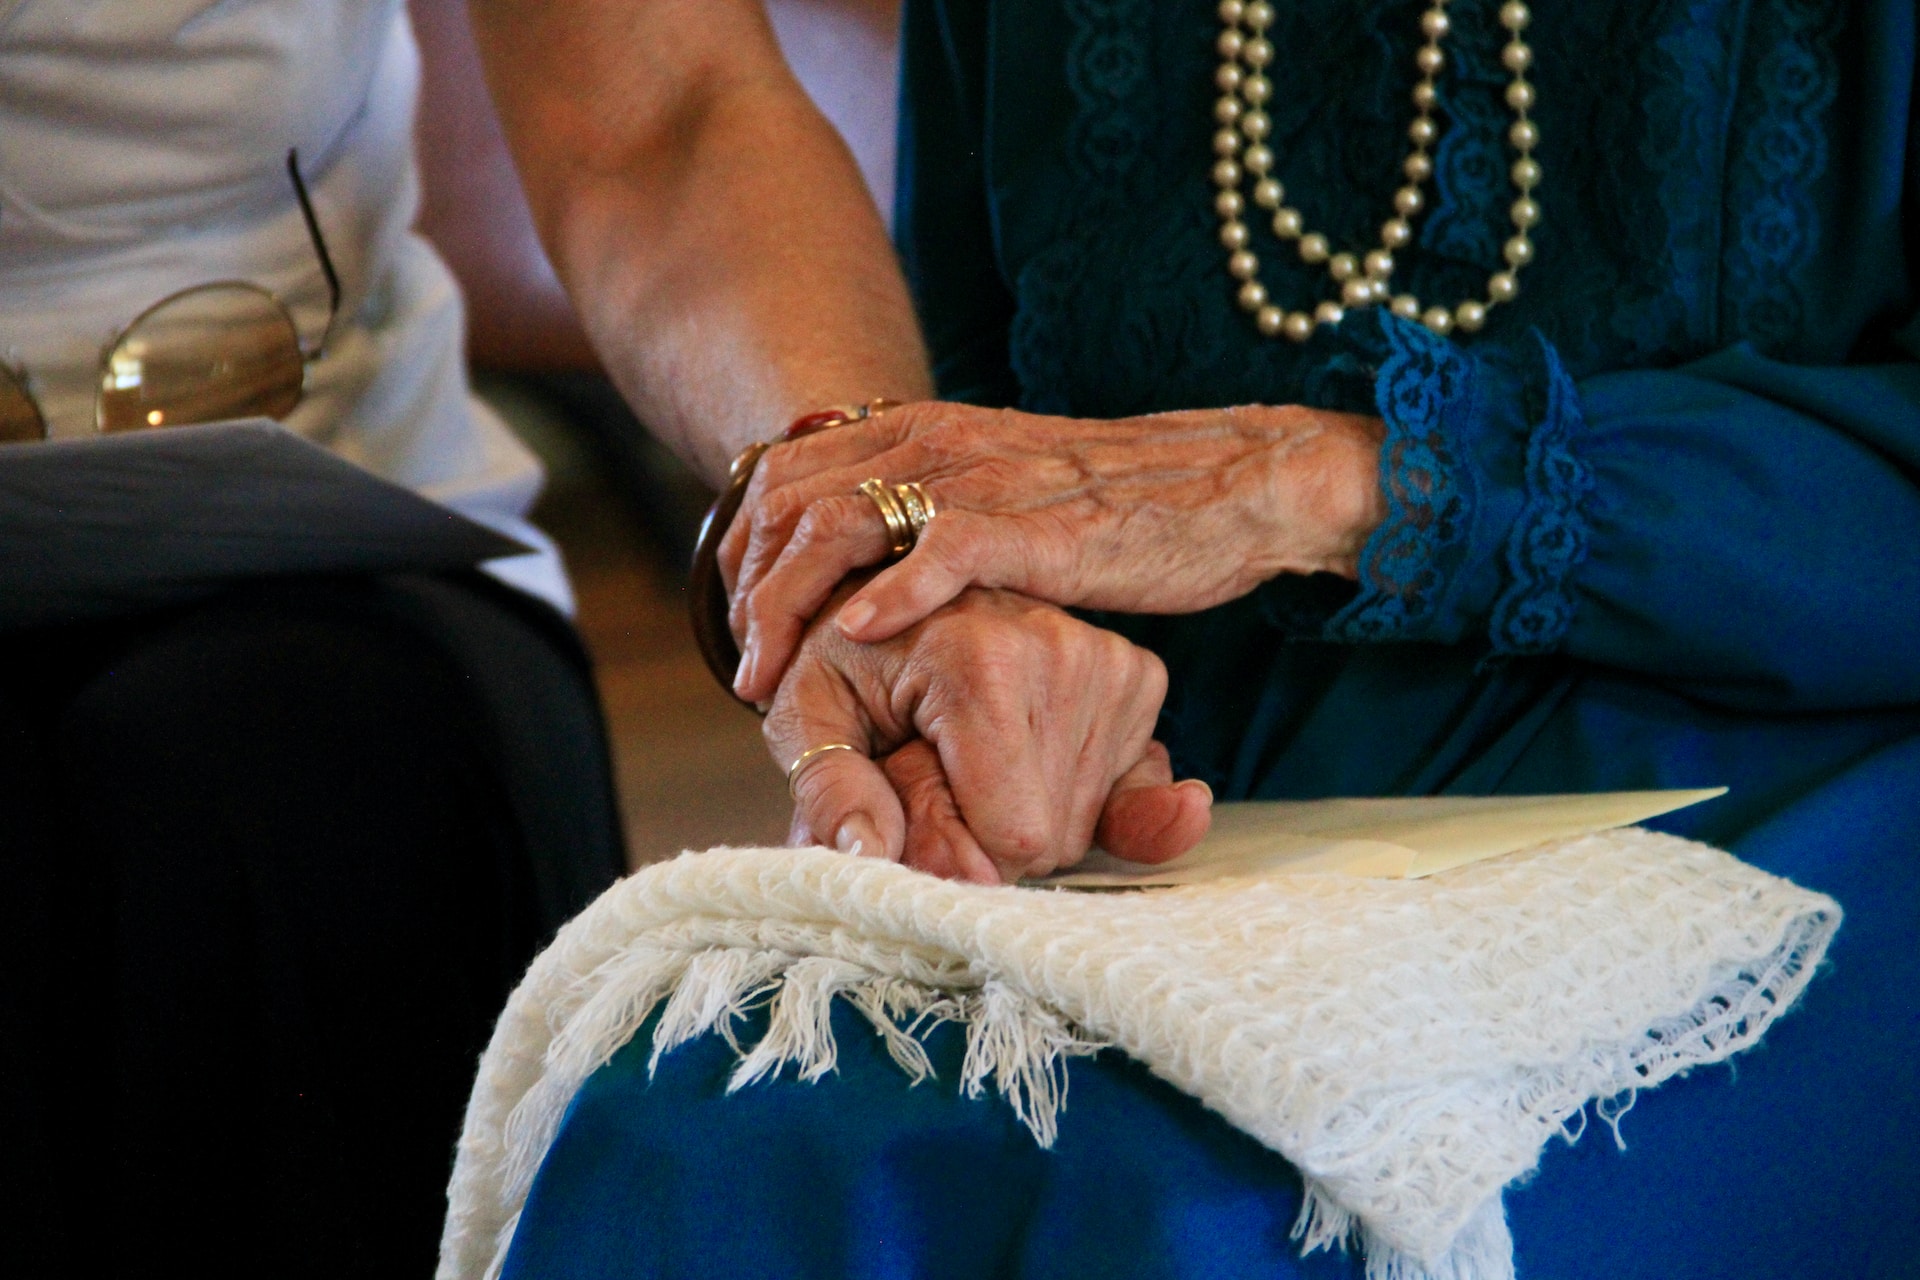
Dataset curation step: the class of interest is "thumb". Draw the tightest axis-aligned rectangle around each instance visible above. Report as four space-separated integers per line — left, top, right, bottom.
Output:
1093 743 1214 865
763 664 906 861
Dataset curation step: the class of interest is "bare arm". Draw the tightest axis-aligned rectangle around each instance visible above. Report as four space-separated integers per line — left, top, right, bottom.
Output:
469 0 933 483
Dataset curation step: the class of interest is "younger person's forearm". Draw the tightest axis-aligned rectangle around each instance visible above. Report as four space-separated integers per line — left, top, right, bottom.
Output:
473 0 932 485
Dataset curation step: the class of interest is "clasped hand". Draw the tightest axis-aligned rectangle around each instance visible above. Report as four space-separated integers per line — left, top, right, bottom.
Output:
732 401 1385 883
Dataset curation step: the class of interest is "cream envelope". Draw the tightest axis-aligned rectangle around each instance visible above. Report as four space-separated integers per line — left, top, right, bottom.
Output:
1030 789 1728 888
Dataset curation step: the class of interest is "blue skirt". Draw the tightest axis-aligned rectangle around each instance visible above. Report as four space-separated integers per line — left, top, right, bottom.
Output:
495 735 1920 1279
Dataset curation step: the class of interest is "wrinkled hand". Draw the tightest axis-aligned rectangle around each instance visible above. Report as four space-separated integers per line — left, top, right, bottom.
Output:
764 585 1213 884
725 401 1385 701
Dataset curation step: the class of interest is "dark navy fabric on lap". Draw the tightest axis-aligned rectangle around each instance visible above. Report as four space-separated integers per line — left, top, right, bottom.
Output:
498 736 1920 1280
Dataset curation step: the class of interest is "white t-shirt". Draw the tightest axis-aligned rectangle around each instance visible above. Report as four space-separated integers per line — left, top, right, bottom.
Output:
0 0 571 610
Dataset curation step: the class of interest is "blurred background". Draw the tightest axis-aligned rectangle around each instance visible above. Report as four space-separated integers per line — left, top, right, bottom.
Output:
410 0 904 867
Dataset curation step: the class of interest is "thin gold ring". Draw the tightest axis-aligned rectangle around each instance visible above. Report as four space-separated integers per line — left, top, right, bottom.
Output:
858 477 914 557
786 742 864 799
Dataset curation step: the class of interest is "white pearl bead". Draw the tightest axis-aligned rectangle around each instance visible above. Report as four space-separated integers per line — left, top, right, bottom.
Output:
1257 303 1285 335
1370 277 1392 302
1510 197 1540 228
1408 117 1438 146
1240 110 1272 140
1228 249 1260 279
1253 178 1284 209
1381 217 1413 248
1216 189 1245 218
1213 128 1242 157
1282 311 1315 342
1272 207 1305 238
1314 300 1346 326
1244 145 1274 174
1245 0 1275 29
1503 234 1535 266
1212 158 1242 188
1328 252 1358 280
1455 300 1488 332
1394 184 1425 216
1242 75 1273 105
1411 81 1438 111
1238 280 1268 311
1500 1 1531 31
1298 232 1330 263
1364 249 1395 278
1502 40 1532 72
1508 119 1539 151
1217 29 1245 58
1218 0 1246 22
1420 8 1450 38
1510 156 1541 188
1422 305 1454 334
1220 220 1250 249
1506 80 1536 111
1215 63 1244 93
1215 95 1243 124
1342 277 1376 307
1244 37 1274 66
1391 293 1422 319
1488 271 1520 302
1415 45 1445 75
1404 152 1434 182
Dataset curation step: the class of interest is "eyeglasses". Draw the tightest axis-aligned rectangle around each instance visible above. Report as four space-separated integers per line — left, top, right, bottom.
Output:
0 150 341 445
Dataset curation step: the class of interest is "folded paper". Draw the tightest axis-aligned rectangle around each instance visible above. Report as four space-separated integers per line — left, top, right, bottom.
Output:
1035 788 1727 887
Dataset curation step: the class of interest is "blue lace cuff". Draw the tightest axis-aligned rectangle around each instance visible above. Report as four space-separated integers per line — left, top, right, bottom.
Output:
1324 315 1594 654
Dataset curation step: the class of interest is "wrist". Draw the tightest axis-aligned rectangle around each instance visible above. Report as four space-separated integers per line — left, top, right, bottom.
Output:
1314 413 1389 576
1239 408 1387 584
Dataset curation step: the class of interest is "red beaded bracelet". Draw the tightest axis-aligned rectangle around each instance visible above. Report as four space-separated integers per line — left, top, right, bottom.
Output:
689 400 903 702
783 399 902 440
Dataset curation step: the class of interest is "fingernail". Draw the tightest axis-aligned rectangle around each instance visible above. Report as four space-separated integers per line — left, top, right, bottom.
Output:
837 599 877 637
835 814 883 858
731 653 755 696
1177 779 1215 805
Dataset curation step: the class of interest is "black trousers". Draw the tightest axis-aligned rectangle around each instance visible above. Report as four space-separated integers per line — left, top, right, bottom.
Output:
0 572 625 1277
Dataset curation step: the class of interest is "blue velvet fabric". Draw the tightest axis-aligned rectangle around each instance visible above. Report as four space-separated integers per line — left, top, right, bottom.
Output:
500 0 1920 1273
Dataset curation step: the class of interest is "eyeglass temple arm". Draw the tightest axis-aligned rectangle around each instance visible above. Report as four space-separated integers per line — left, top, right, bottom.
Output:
286 149 343 359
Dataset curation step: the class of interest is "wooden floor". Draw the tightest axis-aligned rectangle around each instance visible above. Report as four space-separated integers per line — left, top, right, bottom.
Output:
507 390 795 870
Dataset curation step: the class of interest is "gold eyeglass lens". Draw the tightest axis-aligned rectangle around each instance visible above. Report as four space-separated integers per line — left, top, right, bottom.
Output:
0 149 338 447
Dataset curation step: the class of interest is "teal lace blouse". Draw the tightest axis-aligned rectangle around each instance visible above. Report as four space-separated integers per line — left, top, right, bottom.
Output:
895 0 1920 835
490 9 1920 1272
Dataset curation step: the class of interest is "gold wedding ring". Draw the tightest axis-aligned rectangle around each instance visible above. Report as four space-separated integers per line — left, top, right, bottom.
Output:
894 481 937 537
858 478 938 559
786 741 863 799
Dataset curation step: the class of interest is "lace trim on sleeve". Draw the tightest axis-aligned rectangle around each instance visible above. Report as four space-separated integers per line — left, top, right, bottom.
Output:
1488 338 1594 655
1325 318 1473 643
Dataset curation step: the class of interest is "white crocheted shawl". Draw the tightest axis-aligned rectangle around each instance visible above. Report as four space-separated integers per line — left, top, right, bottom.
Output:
439 828 1839 1280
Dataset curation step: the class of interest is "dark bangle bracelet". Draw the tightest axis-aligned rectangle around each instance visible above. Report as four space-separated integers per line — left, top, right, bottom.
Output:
688 399 903 704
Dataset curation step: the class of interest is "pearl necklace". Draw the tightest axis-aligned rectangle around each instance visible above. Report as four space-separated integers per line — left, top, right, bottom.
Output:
1210 0 1540 341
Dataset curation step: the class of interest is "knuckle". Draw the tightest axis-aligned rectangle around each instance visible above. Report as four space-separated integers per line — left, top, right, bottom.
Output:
787 502 831 550
1138 646 1169 694
756 490 806 539
994 819 1052 863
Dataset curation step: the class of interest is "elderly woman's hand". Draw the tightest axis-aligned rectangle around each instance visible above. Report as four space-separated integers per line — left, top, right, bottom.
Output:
724 401 1385 702
763 584 1213 884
